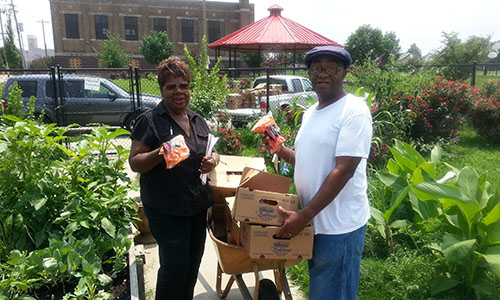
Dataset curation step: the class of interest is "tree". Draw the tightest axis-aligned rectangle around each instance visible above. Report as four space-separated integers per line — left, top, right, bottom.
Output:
1 15 22 69
184 36 228 119
29 56 55 69
96 33 131 68
139 31 174 65
434 32 492 80
344 24 401 65
408 43 422 59
239 52 262 68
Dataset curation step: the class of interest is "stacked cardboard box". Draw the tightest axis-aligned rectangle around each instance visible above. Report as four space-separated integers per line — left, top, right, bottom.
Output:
209 159 313 260
225 93 244 109
225 83 283 109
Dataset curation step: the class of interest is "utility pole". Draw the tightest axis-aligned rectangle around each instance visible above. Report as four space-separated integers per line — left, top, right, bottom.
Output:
0 7 9 68
9 0 26 68
37 19 48 57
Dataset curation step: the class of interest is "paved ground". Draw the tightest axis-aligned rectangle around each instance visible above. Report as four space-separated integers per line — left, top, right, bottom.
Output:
125 158 306 300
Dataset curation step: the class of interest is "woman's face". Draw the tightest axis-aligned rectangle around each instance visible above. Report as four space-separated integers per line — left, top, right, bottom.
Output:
161 76 190 114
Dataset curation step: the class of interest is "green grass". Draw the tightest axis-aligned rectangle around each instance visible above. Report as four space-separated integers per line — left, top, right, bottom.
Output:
441 128 500 186
113 78 161 96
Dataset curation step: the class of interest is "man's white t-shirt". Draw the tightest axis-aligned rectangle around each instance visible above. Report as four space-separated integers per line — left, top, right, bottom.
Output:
294 94 372 235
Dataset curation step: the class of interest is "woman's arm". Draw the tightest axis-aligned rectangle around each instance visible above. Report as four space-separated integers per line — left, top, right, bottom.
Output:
129 139 164 174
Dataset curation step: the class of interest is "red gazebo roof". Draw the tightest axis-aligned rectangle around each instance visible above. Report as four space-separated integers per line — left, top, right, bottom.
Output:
208 5 342 51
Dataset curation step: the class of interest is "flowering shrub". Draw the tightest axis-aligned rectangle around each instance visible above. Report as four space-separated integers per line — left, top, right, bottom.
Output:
214 127 245 155
470 96 500 143
407 77 479 142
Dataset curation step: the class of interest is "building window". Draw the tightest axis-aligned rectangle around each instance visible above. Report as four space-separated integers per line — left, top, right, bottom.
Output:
94 15 109 40
64 14 79 39
68 57 82 68
181 19 194 43
153 18 167 33
124 16 138 41
208 21 220 43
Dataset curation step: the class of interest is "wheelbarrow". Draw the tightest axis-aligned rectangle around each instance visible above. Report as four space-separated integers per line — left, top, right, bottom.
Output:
207 204 302 300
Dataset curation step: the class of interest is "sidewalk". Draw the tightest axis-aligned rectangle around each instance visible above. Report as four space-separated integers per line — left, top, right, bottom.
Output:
125 165 305 300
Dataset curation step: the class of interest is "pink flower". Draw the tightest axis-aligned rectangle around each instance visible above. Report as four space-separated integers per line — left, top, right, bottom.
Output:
456 108 461 112
427 108 434 111
439 97 444 101
461 83 468 88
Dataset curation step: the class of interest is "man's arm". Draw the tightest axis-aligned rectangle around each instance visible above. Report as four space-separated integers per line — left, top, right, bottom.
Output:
276 156 361 238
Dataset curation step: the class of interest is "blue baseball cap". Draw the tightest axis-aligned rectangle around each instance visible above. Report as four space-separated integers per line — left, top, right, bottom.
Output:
304 46 352 68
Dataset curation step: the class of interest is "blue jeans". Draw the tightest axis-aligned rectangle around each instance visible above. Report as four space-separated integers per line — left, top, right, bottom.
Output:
308 224 366 300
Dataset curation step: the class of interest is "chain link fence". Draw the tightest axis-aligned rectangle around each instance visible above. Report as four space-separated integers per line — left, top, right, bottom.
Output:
1 62 499 144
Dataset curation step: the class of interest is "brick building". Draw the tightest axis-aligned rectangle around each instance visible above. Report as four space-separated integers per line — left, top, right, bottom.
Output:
49 0 254 68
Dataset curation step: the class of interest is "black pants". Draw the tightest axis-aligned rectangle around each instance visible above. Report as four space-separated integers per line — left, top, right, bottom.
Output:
144 206 207 300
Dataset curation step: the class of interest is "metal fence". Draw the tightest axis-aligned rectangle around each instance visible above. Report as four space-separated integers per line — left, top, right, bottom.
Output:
1 62 500 140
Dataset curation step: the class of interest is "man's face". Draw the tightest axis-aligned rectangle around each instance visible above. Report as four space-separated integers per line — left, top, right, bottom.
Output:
308 55 347 98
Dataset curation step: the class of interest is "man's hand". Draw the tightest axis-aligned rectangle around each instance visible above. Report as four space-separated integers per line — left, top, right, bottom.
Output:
275 206 310 238
260 132 282 153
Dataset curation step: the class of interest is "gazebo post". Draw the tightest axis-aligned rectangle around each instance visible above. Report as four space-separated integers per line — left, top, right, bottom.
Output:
293 46 296 75
234 48 237 78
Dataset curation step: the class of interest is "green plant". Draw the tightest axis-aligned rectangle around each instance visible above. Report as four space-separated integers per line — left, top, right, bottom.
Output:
139 31 174 65
96 32 131 68
408 77 480 142
214 127 245 155
0 116 136 298
469 80 500 143
370 140 445 253
184 36 229 120
1 82 37 122
411 166 500 299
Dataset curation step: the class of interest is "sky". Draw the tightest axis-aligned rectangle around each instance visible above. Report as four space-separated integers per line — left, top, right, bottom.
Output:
7 0 500 55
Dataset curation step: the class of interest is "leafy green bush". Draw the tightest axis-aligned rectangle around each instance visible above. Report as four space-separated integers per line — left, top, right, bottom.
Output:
1 82 37 122
184 36 228 120
349 60 437 99
140 31 174 65
408 77 479 142
469 80 500 143
0 116 136 299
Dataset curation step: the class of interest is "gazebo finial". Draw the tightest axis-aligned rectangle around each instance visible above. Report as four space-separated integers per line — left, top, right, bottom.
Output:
268 5 283 16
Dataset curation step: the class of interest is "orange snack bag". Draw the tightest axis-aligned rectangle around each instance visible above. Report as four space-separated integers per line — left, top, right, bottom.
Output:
251 113 285 153
159 134 190 169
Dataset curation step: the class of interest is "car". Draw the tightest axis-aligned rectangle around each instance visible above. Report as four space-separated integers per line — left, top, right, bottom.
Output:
1 74 162 129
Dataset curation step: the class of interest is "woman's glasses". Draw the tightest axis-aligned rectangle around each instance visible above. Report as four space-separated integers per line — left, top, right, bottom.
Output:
308 65 344 76
165 83 190 91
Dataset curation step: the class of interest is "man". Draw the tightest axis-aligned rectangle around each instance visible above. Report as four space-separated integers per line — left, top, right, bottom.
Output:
265 46 372 300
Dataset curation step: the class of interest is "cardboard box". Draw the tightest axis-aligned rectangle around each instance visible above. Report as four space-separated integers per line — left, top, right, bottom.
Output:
209 200 242 246
232 168 299 226
241 223 314 259
208 155 265 204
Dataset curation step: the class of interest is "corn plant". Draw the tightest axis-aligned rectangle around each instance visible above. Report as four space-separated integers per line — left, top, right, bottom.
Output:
370 139 447 252
412 167 500 299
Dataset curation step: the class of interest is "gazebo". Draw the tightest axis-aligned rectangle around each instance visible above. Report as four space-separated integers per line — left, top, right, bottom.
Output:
208 5 342 68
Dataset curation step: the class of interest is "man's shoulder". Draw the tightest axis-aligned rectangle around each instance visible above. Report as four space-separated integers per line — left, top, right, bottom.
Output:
345 94 370 113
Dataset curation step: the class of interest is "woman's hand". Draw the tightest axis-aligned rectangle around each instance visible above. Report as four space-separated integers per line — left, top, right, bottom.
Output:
199 155 217 174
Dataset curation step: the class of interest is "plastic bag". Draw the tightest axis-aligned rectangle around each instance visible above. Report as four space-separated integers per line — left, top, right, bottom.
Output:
251 112 285 153
159 134 190 169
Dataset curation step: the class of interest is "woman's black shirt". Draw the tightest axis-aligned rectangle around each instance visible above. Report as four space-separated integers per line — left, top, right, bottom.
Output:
130 102 212 216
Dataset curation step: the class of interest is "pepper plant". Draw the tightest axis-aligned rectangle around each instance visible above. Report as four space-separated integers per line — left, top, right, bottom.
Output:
0 115 136 299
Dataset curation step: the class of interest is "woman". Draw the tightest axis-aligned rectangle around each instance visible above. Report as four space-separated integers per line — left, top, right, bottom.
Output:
129 57 219 300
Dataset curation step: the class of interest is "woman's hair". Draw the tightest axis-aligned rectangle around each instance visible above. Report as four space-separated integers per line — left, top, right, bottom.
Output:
157 57 191 89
